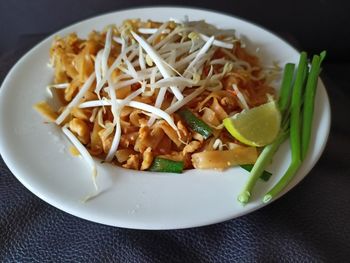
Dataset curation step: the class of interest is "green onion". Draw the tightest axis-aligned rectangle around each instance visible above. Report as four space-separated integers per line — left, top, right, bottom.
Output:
263 51 326 203
178 108 213 139
290 52 308 165
240 165 272 182
262 53 308 203
148 157 184 173
237 51 325 205
278 63 295 117
301 51 326 160
236 62 296 204
237 130 289 204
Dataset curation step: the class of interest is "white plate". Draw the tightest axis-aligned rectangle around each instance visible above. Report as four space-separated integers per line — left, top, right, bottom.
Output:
0 7 331 229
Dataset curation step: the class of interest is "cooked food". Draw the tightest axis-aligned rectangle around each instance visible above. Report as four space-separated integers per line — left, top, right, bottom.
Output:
35 18 281 175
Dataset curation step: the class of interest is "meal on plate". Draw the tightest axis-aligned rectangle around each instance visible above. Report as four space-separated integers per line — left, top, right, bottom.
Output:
34 18 325 203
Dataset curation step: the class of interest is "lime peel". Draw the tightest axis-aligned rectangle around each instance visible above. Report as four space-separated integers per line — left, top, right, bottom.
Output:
223 100 281 147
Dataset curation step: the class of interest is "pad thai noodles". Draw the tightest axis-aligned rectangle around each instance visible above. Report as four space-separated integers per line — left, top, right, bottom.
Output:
34 18 280 175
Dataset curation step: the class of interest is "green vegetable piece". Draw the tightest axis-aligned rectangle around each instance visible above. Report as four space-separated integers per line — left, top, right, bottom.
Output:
278 63 295 118
301 51 326 160
149 157 184 173
262 53 309 203
263 51 326 203
237 130 289 204
237 51 326 205
289 52 308 166
236 61 296 205
240 164 272 182
177 108 213 139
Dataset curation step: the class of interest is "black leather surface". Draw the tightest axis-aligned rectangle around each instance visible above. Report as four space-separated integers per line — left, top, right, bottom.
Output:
1 1 350 262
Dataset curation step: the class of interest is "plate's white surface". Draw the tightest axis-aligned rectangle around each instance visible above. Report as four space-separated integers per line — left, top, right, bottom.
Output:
0 7 330 229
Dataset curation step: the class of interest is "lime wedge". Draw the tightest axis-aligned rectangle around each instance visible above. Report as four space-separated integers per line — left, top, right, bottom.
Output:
223 101 281 147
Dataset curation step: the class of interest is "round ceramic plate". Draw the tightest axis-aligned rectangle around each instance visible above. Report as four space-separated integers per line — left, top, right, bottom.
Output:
0 7 330 229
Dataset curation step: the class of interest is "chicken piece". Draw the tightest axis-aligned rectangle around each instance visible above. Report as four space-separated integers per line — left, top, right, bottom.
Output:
134 126 151 153
140 147 154 170
139 125 150 139
129 110 148 127
71 107 91 121
115 149 135 163
201 107 221 127
138 118 148 127
69 118 90 144
182 141 202 155
192 132 204 143
101 135 112 154
122 154 140 170
64 79 80 102
83 90 98 101
134 126 165 154
120 132 139 148
158 151 184 162
120 119 139 133
98 122 115 153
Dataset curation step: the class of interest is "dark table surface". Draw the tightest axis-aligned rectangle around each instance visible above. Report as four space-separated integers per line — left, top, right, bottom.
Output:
1 1 350 262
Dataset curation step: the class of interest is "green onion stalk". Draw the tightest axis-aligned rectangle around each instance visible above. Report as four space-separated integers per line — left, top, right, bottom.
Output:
237 51 326 205
263 51 326 202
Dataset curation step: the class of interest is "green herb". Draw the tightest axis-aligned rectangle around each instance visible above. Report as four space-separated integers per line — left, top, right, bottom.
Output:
178 108 213 139
148 157 184 173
